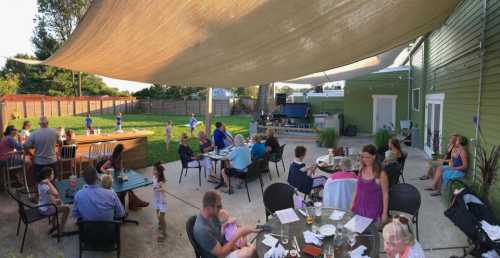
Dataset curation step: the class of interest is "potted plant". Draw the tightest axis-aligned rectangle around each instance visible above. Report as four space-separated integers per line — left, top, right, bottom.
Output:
318 128 337 148
373 129 391 158
476 140 500 201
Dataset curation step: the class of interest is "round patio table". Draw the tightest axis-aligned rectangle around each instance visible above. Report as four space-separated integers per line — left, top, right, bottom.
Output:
256 208 379 258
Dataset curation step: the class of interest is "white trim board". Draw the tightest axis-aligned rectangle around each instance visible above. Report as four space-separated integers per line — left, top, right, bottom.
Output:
372 95 397 134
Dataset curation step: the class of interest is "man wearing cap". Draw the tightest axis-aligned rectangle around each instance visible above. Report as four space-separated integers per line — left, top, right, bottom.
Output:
24 116 61 181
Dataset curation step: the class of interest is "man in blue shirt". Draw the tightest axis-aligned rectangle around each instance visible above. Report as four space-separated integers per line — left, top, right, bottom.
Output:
220 135 251 193
250 134 265 161
213 122 227 150
72 167 125 221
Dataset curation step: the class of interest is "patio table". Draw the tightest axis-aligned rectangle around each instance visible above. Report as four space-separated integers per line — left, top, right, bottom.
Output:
316 155 361 173
55 170 152 224
255 208 379 258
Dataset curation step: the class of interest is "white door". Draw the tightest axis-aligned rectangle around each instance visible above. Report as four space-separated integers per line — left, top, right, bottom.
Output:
372 95 397 133
424 93 445 157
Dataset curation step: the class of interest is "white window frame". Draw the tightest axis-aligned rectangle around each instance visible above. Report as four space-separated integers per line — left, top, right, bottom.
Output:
412 88 421 112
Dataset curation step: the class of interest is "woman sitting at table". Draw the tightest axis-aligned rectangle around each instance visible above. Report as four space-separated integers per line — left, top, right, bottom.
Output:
0 126 26 187
250 134 265 161
100 144 149 211
383 216 425 258
388 138 403 164
219 135 251 194
351 144 389 223
264 128 280 158
179 133 210 171
323 158 357 210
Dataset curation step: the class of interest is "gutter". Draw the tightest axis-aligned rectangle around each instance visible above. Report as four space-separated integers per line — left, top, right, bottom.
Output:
472 0 487 187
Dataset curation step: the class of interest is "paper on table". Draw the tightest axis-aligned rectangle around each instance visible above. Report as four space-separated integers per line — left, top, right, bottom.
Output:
344 215 373 233
262 234 279 247
349 245 369 258
275 208 300 224
329 210 346 221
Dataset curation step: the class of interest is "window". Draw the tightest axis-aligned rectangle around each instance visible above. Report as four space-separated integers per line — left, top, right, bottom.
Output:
412 88 421 111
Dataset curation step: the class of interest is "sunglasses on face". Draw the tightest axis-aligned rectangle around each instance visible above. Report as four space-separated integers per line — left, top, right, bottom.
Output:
389 214 412 233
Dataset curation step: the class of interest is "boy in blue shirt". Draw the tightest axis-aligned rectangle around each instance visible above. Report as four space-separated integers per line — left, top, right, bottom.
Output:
288 146 327 197
85 113 92 130
189 113 198 137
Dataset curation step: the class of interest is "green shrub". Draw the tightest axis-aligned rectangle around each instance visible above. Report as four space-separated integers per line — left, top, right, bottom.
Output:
373 129 390 151
319 128 337 148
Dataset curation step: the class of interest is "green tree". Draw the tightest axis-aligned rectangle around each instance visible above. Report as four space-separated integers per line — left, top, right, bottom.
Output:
133 85 204 99
0 74 20 95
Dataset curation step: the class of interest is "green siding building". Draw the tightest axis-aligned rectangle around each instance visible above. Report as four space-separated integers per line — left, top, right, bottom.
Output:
407 0 500 211
344 68 409 134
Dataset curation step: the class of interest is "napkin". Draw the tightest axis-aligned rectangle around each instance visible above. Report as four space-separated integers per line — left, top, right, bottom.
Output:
303 230 324 246
262 234 279 247
481 220 500 241
263 244 287 258
349 245 370 258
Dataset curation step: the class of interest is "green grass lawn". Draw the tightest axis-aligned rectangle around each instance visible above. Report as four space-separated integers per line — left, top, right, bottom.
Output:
9 114 251 166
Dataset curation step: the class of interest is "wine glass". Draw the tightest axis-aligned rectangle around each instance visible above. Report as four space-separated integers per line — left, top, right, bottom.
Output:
348 232 358 247
280 223 289 245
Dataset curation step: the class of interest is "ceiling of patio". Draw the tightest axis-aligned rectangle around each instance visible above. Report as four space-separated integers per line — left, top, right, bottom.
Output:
31 0 457 87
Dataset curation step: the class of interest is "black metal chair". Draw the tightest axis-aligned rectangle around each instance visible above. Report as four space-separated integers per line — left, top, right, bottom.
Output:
7 189 60 253
186 216 204 258
268 144 286 177
178 150 204 187
263 183 295 221
78 220 121 258
227 159 265 202
399 151 408 183
389 183 421 240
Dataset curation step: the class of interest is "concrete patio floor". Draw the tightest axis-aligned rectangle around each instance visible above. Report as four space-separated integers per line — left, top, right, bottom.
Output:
0 136 469 258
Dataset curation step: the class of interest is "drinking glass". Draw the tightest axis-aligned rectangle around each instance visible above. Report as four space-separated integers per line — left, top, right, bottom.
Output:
324 244 334 258
280 223 289 245
314 202 322 217
348 232 358 246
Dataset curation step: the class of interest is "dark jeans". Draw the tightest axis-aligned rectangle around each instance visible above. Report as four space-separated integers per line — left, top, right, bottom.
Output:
34 162 58 182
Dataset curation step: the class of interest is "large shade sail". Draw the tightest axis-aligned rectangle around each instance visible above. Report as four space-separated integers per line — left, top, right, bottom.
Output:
285 45 407 85
29 0 456 87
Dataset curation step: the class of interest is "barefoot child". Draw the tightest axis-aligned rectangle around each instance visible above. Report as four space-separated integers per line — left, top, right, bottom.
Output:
165 120 172 151
153 161 167 241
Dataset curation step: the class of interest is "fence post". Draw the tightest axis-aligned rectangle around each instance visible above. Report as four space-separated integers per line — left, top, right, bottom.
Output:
87 99 90 114
73 98 77 115
113 99 116 114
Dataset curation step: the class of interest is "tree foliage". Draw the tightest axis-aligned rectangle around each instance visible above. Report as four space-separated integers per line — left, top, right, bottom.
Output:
133 85 204 99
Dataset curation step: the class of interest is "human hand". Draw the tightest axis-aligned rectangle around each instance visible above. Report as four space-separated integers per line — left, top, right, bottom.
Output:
236 226 258 237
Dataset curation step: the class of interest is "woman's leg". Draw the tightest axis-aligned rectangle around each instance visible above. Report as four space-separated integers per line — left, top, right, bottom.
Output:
431 166 444 190
58 205 70 233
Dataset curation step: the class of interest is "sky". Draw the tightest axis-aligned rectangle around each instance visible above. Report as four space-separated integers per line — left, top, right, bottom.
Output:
0 0 151 92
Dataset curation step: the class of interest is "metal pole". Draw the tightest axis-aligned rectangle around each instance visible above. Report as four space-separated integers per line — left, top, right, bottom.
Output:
472 0 487 187
205 88 213 137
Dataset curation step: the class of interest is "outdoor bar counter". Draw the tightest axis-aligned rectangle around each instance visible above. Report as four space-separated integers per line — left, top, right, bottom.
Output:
73 130 153 169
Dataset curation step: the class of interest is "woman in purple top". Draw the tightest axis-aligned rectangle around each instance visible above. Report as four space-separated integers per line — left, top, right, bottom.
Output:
351 144 389 223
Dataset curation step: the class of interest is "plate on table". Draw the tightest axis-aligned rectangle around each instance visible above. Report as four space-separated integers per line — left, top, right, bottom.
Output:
319 224 336 237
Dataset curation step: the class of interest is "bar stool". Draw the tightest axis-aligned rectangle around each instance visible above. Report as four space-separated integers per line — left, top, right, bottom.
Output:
80 142 105 171
59 144 77 180
3 151 28 193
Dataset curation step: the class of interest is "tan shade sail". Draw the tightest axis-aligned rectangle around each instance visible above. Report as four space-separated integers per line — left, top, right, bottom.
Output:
35 0 456 87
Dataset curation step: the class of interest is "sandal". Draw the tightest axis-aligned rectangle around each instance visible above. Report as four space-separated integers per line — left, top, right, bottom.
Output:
424 187 435 191
419 175 430 180
430 192 442 197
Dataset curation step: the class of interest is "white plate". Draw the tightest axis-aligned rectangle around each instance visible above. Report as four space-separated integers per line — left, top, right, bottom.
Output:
319 224 336 237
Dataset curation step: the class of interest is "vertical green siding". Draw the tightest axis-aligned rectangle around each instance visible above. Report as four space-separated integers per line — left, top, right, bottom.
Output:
344 71 409 134
408 0 500 214
409 42 426 149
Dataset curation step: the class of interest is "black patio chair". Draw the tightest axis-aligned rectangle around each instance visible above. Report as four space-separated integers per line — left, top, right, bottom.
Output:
186 216 204 258
389 183 421 240
268 144 286 178
227 159 265 202
178 150 204 187
78 220 121 258
399 151 408 183
263 183 295 221
7 189 60 253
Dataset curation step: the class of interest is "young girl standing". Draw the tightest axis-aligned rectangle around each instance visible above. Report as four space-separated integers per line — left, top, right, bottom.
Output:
153 161 167 241
165 120 172 151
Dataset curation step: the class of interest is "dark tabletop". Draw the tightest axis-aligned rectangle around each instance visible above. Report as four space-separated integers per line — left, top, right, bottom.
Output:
56 170 152 205
256 208 379 258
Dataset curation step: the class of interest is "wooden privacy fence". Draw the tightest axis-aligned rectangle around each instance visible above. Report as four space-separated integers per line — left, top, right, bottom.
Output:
0 94 137 130
137 98 232 116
